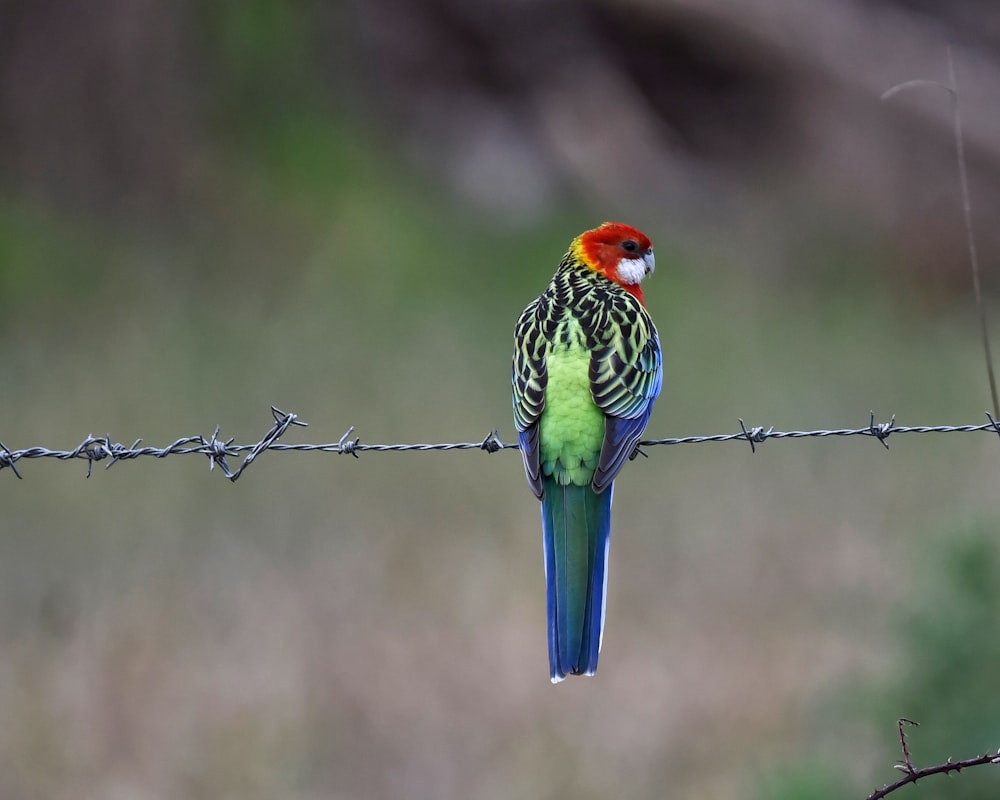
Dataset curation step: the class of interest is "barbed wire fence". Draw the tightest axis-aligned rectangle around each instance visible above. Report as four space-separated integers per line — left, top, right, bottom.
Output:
5 405 1000 482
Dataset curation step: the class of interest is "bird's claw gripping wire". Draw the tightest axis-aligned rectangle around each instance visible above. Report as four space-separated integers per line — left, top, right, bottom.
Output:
628 443 649 460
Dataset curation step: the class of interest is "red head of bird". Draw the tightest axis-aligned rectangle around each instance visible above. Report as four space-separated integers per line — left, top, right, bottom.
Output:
571 222 655 304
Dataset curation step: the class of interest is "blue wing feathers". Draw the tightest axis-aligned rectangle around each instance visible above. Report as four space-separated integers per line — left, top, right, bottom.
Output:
592 331 662 493
518 426 543 499
593 398 658 494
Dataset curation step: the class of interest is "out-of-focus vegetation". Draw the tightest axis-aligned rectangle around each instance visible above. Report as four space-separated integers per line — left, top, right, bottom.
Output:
755 527 1000 800
2 1 1000 798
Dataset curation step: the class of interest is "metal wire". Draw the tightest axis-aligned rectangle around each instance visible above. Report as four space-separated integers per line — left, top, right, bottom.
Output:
2 406 1000 482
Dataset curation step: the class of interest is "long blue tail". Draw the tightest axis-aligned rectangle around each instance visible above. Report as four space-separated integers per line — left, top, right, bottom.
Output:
541 476 613 682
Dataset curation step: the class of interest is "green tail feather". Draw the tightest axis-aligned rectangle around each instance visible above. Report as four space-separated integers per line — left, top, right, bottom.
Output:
542 475 613 682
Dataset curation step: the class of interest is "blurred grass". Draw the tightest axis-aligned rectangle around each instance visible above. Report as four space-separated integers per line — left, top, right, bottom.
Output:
3 99 1000 800
753 525 1000 800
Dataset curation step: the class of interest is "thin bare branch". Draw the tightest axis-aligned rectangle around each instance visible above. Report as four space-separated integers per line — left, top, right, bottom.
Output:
867 720 999 800
881 47 999 418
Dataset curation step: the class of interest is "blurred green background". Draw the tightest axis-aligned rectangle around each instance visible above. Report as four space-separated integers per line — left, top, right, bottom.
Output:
3 1 1000 798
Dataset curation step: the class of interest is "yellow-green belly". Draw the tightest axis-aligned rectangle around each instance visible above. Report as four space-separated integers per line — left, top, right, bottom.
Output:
539 337 604 487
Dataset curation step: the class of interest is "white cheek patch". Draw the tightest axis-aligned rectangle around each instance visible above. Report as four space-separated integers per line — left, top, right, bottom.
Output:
617 257 647 284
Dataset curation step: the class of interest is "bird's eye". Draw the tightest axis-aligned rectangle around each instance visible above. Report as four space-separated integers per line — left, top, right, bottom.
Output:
621 240 639 254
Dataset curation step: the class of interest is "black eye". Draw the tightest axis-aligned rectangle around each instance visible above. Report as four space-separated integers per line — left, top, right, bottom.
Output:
621 240 639 254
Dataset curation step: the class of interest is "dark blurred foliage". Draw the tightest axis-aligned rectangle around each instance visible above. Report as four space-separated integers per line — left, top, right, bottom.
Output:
881 529 1000 794
0 0 195 213
4 0 1000 276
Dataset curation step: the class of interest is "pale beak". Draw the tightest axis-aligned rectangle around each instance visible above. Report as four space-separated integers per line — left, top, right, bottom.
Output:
643 249 655 275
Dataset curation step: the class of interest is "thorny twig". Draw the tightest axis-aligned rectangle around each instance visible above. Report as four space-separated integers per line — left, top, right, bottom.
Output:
866 720 1000 800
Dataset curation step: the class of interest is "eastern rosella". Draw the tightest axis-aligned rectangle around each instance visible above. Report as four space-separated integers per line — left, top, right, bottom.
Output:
512 222 662 682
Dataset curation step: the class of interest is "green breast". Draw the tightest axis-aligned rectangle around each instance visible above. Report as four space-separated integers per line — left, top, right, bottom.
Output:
538 318 604 487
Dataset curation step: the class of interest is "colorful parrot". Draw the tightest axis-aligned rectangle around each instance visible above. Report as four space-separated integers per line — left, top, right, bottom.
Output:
512 222 663 682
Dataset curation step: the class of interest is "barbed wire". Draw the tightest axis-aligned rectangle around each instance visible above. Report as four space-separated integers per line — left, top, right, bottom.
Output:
3 406 1000 482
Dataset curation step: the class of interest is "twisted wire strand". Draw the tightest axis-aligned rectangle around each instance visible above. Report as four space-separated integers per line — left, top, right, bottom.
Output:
2 407 1000 482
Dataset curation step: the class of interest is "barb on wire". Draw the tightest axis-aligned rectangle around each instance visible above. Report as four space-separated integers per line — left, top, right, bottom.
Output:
0 440 22 479
226 406 307 481
866 719 1000 800
638 411 1000 448
3 408 1000 481
738 418 771 453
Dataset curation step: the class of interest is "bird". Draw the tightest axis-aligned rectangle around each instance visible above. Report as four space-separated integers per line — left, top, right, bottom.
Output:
512 222 662 682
